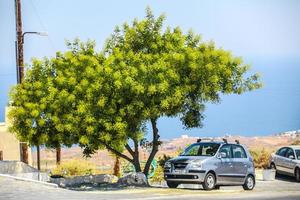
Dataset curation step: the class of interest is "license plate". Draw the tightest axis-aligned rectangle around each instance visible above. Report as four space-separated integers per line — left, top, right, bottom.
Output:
173 169 184 174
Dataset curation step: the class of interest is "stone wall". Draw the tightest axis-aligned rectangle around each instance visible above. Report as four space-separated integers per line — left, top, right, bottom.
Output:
0 161 38 174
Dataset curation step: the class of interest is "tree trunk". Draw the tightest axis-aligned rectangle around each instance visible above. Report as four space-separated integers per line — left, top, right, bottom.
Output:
143 118 159 176
113 156 121 177
37 145 40 171
0 150 3 161
20 143 29 164
56 146 61 165
133 139 142 172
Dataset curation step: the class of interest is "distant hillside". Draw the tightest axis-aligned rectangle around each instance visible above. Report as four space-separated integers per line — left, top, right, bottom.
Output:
32 130 300 170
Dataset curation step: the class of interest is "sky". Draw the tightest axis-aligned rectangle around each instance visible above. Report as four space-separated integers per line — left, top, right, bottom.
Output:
0 0 299 138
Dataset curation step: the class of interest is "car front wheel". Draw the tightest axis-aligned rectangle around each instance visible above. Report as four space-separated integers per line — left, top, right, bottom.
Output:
270 163 276 170
243 175 255 190
202 172 216 190
166 181 179 188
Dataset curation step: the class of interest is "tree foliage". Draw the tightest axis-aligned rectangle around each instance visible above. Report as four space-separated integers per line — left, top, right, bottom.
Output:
9 8 261 176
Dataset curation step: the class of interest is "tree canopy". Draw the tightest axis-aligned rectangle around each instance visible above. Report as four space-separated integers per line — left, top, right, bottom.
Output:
9 8 261 176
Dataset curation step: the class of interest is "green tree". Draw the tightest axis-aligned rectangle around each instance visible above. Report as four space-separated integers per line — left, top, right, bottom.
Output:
78 8 261 176
102 8 260 175
9 59 53 168
9 8 261 177
9 56 78 166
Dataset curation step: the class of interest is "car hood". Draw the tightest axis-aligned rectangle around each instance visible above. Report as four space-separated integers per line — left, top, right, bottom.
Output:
168 156 211 163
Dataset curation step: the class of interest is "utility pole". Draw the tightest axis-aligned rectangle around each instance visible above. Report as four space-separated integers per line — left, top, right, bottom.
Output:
15 0 24 83
15 0 29 164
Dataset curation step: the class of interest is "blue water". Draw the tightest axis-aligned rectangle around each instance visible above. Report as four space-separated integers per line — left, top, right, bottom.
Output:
1 58 300 138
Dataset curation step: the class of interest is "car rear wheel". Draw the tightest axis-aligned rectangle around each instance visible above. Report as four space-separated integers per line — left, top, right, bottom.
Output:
243 175 255 190
202 172 216 190
295 168 300 182
166 182 179 188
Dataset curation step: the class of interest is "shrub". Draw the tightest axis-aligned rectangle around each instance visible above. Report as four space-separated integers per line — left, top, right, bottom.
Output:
291 139 300 145
51 159 96 177
249 148 271 169
157 154 172 168
149 165 164 184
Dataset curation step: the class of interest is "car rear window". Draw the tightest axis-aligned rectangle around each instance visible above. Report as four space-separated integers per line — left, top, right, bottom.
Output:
232 145 247 158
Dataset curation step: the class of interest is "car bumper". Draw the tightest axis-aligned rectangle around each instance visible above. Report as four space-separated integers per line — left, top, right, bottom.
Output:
164 170 206 183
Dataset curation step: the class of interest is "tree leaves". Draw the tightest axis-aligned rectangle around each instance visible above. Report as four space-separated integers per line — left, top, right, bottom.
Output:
8 8 261 174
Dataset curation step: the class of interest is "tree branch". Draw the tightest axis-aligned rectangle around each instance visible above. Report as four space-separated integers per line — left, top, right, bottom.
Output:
99 141 133 163
125 143 135 157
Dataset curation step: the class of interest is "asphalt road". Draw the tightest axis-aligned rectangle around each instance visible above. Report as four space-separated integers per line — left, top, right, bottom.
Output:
0 175 299 200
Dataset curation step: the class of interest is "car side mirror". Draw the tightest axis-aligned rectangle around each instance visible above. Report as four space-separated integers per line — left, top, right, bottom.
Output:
217 152 227 159
288 155 295 159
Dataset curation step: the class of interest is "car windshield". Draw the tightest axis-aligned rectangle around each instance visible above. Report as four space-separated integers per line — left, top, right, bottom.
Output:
181 143 220 156
295 150 300 160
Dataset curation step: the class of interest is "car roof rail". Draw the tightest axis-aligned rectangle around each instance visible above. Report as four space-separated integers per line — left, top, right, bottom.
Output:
235 139 240 144
222 138 228 143
197 137 214 143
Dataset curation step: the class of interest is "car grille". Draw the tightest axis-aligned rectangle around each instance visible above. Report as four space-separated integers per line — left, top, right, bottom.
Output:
173 162 188 169
165 174 198 179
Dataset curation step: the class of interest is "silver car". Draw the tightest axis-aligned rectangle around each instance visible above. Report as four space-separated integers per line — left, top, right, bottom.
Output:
270 146 300 182
164 139 255 190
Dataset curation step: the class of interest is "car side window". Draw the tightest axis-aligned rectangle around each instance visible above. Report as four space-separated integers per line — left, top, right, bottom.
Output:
219 144 232 158
277 147 287 157
285 148 295 159
232 145 247 158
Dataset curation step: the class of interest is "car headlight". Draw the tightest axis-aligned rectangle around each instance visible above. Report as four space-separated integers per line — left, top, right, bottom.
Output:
164 161 172 168
188 160 202 169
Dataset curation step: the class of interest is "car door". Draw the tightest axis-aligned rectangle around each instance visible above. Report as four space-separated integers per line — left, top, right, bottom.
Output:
283 148 296 175
275 147 288 173
231 145 248 184
215 144 234 184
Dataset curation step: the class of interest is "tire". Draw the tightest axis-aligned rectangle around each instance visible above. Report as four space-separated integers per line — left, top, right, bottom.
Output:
295 168 300 182
214 185 220 190
202 172 216 190
243 175 255 190
166 181 179 188
270 163 278 176
270 163 276 170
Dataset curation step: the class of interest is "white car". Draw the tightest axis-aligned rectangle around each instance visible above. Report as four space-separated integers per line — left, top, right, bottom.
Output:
270 146 300 182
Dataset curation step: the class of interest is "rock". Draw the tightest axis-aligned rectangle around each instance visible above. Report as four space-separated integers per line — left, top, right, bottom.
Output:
50 177 66 187
117 172 148 187
93 174 118 184
50 174 118 187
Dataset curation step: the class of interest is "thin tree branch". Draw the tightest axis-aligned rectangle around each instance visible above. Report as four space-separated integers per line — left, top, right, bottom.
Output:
99 141 133 163
125 143 135 157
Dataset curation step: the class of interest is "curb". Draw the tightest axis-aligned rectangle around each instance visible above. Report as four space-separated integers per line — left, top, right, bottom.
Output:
0 173 58 188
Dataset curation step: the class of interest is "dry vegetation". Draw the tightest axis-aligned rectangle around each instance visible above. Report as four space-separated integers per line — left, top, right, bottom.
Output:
32 134 299 175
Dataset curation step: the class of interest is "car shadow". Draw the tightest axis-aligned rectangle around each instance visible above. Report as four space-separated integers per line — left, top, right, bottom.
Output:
150 184 241 191
275 174 297 183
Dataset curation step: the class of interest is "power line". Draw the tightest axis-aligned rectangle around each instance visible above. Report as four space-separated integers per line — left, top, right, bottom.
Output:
28 0 56 52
